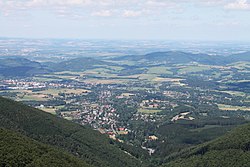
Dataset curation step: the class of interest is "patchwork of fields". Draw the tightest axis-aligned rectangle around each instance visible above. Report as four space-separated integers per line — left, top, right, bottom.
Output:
1 52 250 161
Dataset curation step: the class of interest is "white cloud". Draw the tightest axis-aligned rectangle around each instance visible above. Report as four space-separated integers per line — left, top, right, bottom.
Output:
146 0 172 7
215 20 240 26
225 0 250 10
122 10 142 17
0 0 248 19
26 0 92 7
92 10 112 17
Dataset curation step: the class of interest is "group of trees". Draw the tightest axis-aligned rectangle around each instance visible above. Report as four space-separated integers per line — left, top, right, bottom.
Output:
0 128 90 167
162 122 250 167
0 97 144 167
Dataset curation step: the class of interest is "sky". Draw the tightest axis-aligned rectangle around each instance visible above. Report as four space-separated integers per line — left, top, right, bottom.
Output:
0 0 250 41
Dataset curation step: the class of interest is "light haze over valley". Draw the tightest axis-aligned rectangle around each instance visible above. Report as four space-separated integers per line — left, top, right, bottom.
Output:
0 1 250 167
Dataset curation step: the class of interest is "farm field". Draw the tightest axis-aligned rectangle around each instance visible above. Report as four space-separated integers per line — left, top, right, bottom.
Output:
138 108 162 114
221 91 246 97
0 90 50 101
1 49 250 166
38 88 90 96
178 65 212 74
147 66 173 75
217 104 250 111
40 107 57 115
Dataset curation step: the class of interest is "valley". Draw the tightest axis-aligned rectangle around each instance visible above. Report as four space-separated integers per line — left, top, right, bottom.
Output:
1 0 250 166
1 51 250 165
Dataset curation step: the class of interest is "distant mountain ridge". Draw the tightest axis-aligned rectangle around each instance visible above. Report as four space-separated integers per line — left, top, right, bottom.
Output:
228 51 250 62
50 57 114 72
112 51 230 65
0 57 48 77
0 57 41 68
1 51 250 77
143 51 226 65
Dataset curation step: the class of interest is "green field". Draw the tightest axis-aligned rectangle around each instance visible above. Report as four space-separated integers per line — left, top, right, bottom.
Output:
178 65 211 74
17 94 48 101
2 90 50 101
33 76 62 82
93 65 124 71
40 107 57 115
221 91 246 97
38 88 90 96
138 73 159 80
138 108 162 114
147 67 173 75
217 104 250 111
231 62 250 70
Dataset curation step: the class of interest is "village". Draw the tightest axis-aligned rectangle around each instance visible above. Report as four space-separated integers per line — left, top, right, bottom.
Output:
1 69 250 156
0 78 183 145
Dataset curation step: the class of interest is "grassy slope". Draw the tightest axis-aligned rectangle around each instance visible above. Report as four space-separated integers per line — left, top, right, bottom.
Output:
162 122 250 167
0 97 143 167
0 128 91 167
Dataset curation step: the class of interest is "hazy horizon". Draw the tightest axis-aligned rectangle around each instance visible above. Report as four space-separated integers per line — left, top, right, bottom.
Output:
1 0 250 41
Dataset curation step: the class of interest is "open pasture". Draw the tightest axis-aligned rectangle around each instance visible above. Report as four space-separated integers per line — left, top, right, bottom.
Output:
38 88 90 97
147 66 173 75
217 104 250 111
138 108 162 114
178 65 212 74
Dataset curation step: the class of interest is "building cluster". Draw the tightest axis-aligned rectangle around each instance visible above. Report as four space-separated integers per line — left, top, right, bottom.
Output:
59 89 129 136
0 79 76 90
2 79 46 90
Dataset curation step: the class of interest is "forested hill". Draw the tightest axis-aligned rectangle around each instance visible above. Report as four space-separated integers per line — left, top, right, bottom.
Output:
162 122 250 167
0 57 48 77
0 96 143 167
0 97 250 167
1 51 250 77
0 128 92 167
49 57 114 72
110 51 228 65
229 51 250 62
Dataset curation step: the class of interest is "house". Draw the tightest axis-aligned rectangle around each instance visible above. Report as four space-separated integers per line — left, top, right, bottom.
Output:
118 127 125 131
148 135 158 140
